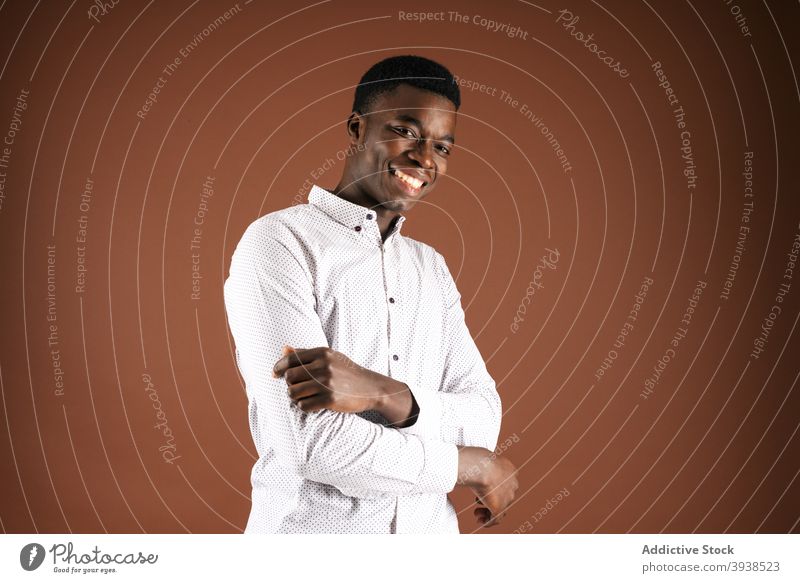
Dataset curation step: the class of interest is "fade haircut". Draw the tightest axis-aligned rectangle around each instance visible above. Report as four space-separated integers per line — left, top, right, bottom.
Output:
352 54 461 114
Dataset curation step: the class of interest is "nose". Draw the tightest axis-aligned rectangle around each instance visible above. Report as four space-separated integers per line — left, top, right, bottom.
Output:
408 138 434 169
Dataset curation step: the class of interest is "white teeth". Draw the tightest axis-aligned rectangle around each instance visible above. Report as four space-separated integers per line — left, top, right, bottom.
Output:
393 169 423 189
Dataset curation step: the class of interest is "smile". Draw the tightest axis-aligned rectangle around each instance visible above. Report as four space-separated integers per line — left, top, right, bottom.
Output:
389 167 427 193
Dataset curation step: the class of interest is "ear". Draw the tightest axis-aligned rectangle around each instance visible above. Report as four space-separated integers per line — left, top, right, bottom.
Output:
346 111 366 145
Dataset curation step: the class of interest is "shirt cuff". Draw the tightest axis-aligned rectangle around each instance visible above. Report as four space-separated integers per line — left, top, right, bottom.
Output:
397 382 443 438
416 439 459 493
366 430 458 495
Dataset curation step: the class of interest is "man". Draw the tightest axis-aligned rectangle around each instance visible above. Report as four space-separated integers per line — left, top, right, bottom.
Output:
224 54 518 534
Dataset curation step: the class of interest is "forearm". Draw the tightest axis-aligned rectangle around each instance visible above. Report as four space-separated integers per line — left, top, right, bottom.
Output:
291 409 458 497
241 355 458 498
242 362 458 498
384 376 501 450
439 389 501 450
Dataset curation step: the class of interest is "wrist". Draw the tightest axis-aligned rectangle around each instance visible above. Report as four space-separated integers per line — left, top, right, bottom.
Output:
371 373 395 412
372 375 417 427
373 390 387 414
457 446 492 488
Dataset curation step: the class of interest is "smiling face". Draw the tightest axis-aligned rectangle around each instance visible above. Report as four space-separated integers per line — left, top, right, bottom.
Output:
339 83 457 215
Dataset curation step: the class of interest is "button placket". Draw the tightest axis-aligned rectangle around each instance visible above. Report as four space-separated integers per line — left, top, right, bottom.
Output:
358 212 381 244
380 239 398 373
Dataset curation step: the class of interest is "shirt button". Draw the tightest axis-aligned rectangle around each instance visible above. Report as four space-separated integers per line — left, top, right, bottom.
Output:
366 213 373 220
354 225 361 232
389 297 395 303
392 354 399 361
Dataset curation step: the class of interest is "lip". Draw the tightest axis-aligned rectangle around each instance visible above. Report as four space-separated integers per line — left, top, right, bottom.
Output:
387 165 430 197
388 167 426 196
389 164 430 185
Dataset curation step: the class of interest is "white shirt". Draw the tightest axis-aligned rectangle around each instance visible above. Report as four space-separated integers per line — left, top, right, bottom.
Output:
224 184 501 533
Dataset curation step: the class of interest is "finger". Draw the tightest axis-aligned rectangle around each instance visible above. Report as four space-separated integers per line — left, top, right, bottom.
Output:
294 394 327 413
475 509 492 526
482 511 506 528
288 381 321 402
272 345 295 378
473 507 491 521
284 360 323 386
273 346 322 378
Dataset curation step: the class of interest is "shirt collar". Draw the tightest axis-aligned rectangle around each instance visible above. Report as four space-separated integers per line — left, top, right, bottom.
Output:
308 184 407 238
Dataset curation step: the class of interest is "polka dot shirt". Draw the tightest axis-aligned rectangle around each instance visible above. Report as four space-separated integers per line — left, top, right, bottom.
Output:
224 185 502 533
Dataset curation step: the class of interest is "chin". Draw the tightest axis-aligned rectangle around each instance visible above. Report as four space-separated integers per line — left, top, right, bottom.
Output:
383 198 411 212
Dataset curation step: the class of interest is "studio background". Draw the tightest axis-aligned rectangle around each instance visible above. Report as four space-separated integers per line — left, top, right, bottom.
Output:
0 0 798 534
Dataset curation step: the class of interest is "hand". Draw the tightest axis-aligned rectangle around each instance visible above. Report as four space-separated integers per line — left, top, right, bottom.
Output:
457 446 519 528
273 345 396 416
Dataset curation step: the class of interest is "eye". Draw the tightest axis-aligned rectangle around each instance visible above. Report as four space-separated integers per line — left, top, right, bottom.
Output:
435 143 451 156
392 126 417 139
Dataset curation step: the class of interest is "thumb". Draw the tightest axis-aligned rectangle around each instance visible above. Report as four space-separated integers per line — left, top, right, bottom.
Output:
272 345 297 378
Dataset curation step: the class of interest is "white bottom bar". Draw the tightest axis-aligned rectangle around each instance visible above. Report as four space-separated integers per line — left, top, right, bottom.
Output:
1 534 797 582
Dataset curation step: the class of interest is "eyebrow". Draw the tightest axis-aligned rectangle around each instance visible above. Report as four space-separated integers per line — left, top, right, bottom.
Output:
393 113 455 145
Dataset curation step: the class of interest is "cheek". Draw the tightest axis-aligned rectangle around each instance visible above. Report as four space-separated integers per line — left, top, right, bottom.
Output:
364 140 389 164
381 137 406 157
355 150 380 175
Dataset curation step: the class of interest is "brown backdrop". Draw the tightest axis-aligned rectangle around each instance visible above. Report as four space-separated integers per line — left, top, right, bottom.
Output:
0 0 798 534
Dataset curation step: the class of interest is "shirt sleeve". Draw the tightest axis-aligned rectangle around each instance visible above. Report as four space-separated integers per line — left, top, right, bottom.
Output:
223 217 458 499
397 251 502 452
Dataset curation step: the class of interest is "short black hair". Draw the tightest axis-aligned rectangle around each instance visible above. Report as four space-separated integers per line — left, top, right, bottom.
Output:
352 54 461 114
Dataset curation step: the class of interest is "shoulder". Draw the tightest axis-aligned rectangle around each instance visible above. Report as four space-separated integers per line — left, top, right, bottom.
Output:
235 201 324 255
239 203 309 243
230 203 319 273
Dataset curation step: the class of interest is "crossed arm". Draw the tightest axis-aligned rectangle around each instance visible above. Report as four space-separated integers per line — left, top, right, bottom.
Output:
224 219 517 523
